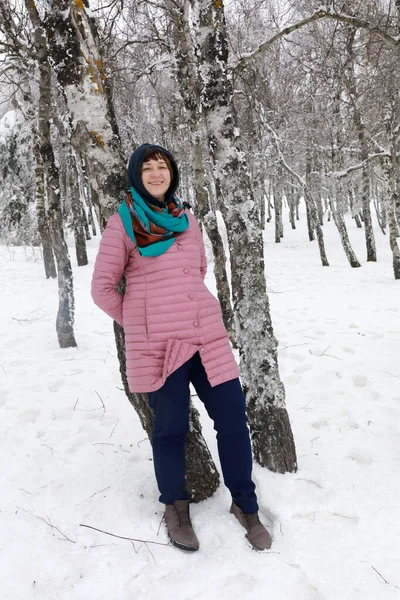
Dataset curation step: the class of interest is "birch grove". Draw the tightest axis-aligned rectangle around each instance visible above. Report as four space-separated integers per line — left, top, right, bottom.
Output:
1 0 400 500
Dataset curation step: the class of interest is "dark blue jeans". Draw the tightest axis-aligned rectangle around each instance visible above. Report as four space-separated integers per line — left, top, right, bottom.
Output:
148 351 258 514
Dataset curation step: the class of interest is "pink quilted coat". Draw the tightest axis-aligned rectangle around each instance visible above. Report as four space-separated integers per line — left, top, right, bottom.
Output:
91 211 240 392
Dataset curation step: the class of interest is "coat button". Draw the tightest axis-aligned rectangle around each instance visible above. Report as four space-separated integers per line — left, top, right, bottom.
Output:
183 267 190 274
193 321 199 327
189 294 195 300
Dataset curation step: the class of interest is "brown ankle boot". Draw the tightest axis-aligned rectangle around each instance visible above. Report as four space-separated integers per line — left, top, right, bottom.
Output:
164 500 199 552
230 502 272 550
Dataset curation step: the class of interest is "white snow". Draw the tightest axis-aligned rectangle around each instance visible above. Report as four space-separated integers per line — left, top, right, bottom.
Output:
1 210 400 600
0 110 21 143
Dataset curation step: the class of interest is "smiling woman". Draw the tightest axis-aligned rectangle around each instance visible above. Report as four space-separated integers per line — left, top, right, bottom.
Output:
91 143 272 553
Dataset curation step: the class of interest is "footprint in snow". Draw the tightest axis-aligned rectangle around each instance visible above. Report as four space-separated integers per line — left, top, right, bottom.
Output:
346 451 372 465
342 347 356 354
351 373 368 387
294 363 313 374
17 409 41 424
311 420 329 429
284 374 302 385
48 381 63 392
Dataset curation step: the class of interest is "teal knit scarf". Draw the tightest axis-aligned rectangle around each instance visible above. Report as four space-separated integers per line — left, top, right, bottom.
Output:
118 187 189 257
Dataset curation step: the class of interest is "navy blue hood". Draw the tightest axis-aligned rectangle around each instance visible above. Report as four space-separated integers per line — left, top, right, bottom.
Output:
127 143 180 208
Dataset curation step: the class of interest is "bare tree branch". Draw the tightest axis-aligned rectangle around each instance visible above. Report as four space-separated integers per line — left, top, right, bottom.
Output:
328 152 390 179
232 8 400 73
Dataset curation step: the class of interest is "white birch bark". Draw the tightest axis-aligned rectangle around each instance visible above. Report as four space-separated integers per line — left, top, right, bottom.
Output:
384 102 400 279
165 0 236 346
24 0 77 348
345 29 377 262
45 0 126 220
192 0 297 473
331 87 361 268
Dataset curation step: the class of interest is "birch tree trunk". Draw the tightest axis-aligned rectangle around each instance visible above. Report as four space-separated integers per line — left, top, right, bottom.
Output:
346 31 377 262
288 184 297 230
80 156 97 238
330 194 361 268
45 0 126 221
34 142 57 279
385 100 400 279
193 0 297 472
54 111 89 267
113 322 220 501
67 147 88 267
387 176 400 279
166 0 236 346
331 86 361 268
266 124 329 267
25 1 77 348
349 183 363 228
274 181 283 243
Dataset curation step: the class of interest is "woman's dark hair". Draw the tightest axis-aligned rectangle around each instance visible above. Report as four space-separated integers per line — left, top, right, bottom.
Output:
142 149 174 181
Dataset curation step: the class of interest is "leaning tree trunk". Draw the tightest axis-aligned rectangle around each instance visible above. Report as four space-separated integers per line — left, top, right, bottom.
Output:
25 0 77 348
39 0 221 500
193 0 297 472
113 322 220 502
330 195 361 268
304 186 329 267
348 183 363 229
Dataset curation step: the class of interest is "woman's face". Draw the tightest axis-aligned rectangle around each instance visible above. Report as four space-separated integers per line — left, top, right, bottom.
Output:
141 157 172 202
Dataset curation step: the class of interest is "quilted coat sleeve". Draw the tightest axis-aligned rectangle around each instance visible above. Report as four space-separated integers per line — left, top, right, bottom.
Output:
91 214 129 326
189 213 207 280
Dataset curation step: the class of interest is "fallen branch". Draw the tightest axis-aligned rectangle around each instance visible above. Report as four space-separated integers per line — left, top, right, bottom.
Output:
109 419 119 439
371 565 400 589
89 486 111 499
18 507 75 543
79 523 170 548
95 391 106 419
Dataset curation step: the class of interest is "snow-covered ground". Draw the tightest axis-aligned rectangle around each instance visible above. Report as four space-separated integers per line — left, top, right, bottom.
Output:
1 212 399 600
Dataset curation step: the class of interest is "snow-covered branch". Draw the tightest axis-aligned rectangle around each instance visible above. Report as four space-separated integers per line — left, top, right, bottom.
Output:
328 152 390 179
232 8 400 73
325 11 400 50
232 10 330 73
